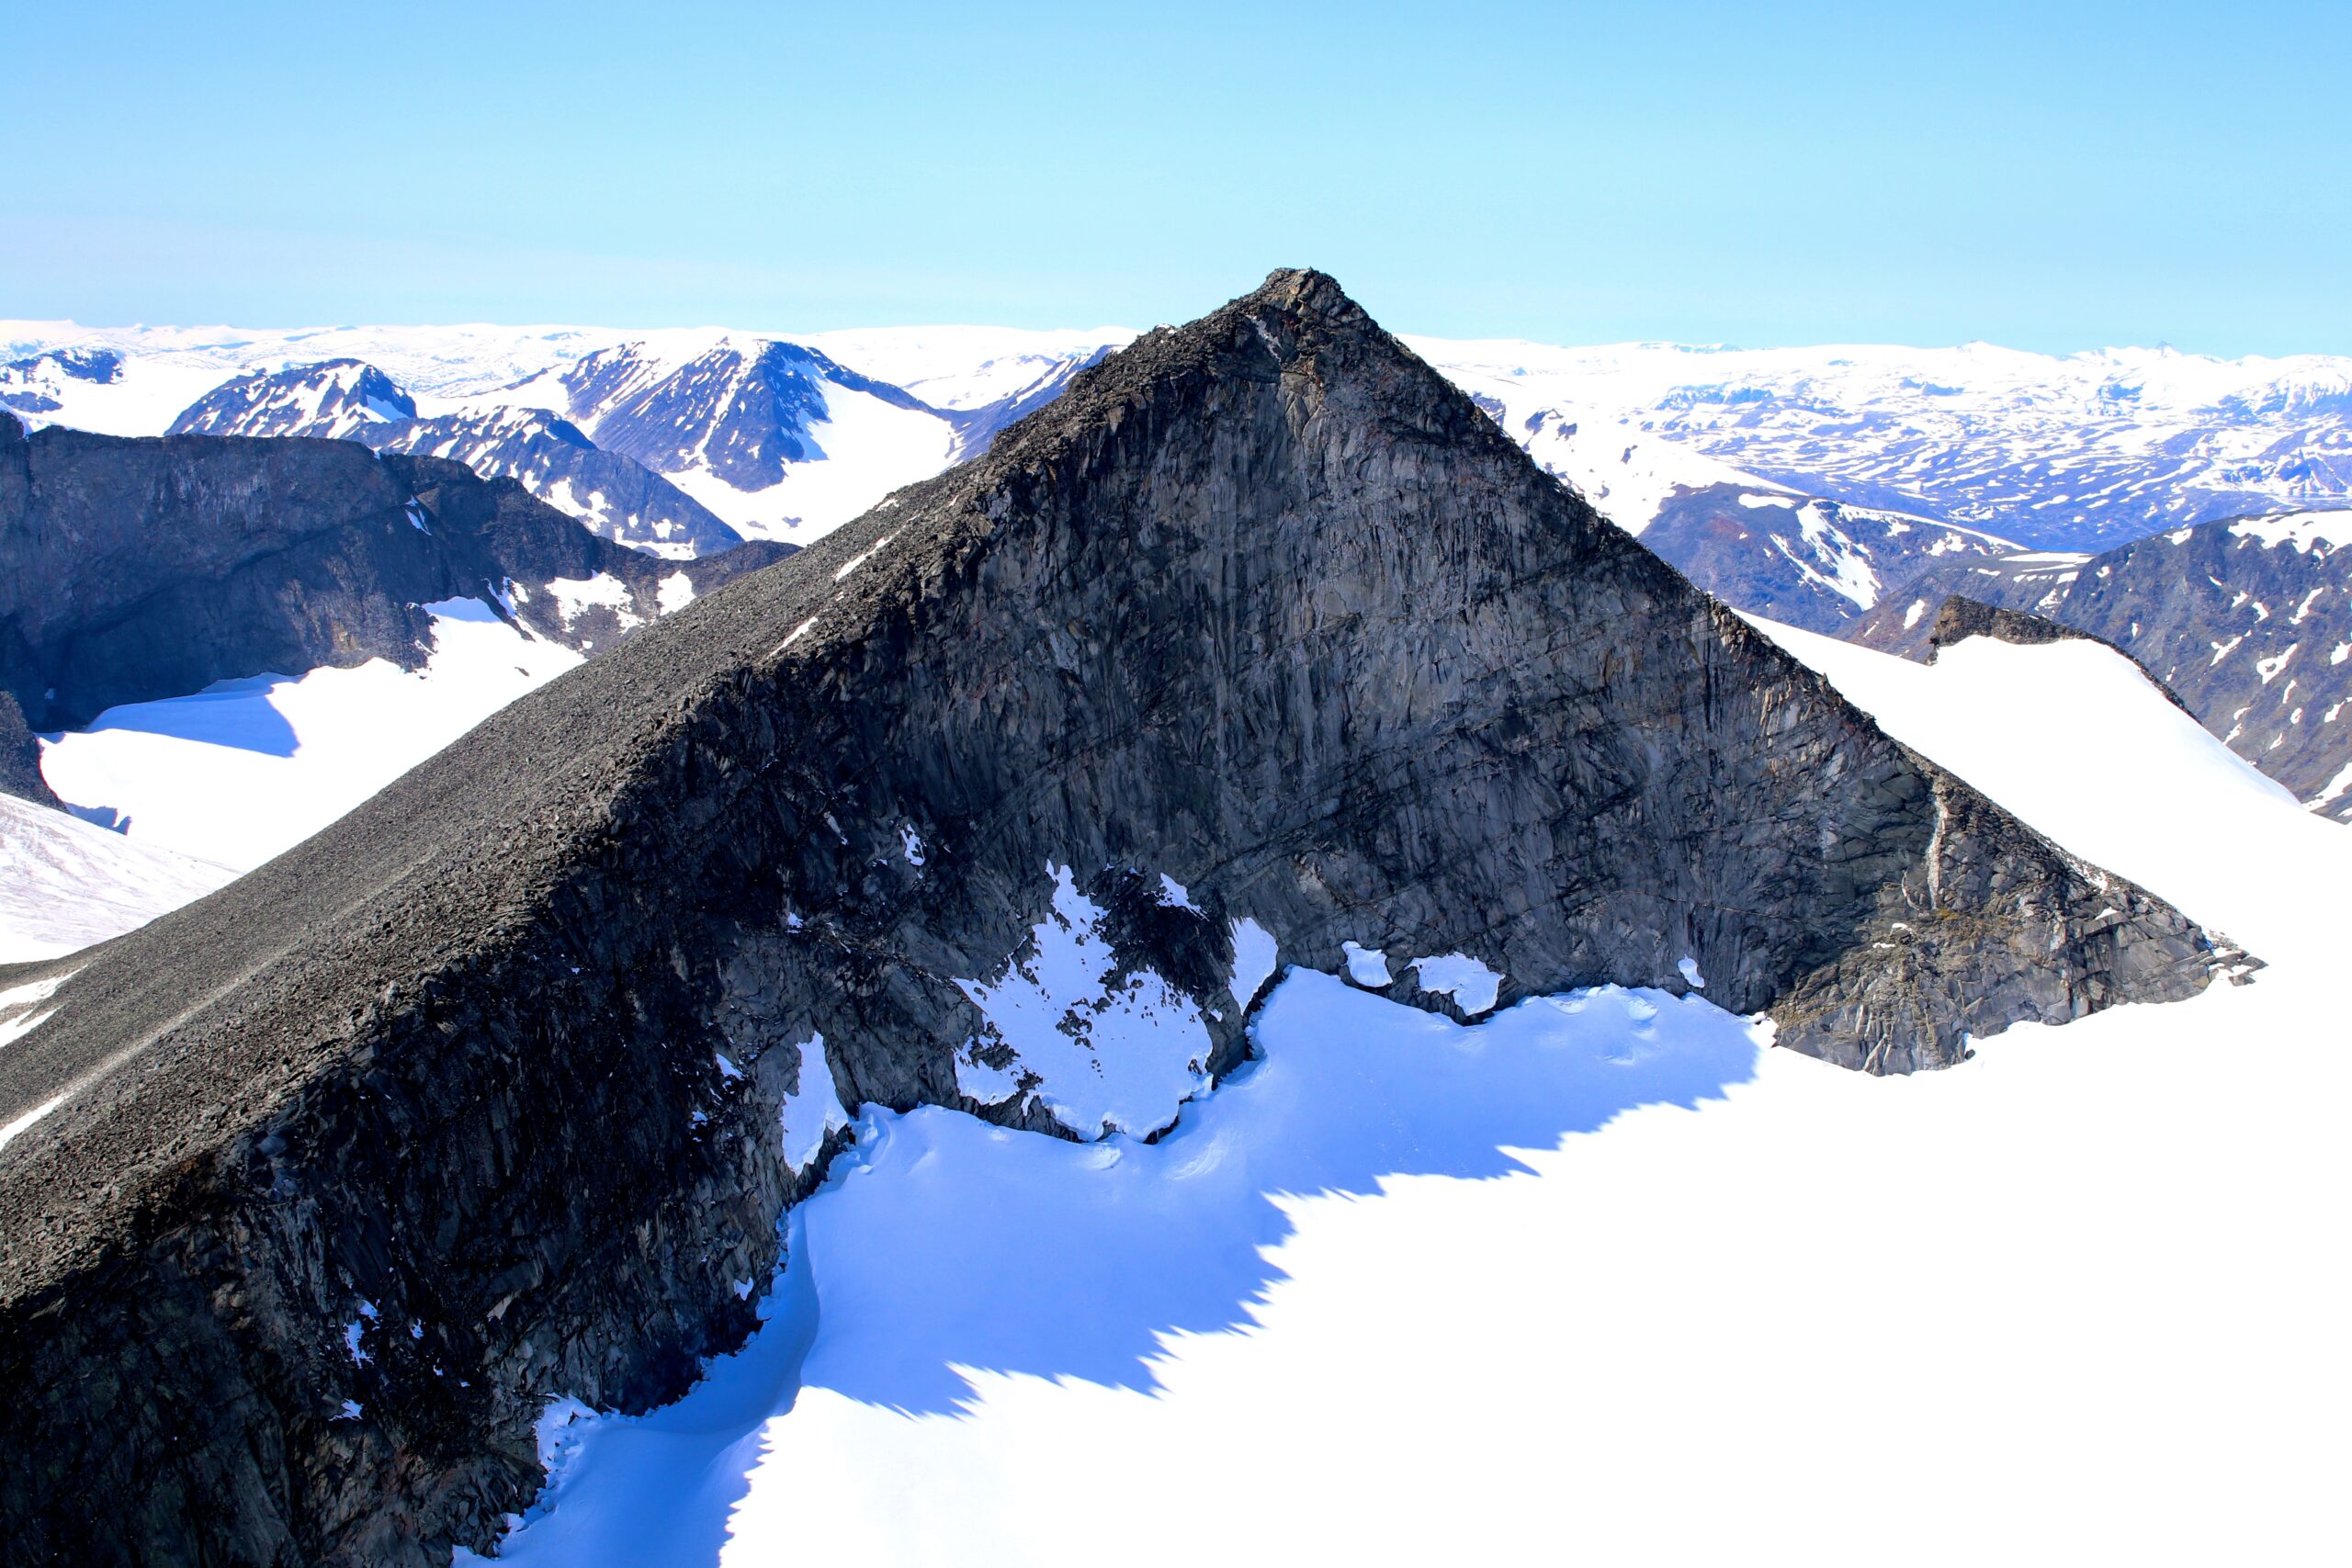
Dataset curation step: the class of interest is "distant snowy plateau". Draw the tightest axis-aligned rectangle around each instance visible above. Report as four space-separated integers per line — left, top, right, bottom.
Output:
3 299 2346 1565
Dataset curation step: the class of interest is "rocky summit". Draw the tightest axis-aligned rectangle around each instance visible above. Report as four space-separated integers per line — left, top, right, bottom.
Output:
0 272 2240 1564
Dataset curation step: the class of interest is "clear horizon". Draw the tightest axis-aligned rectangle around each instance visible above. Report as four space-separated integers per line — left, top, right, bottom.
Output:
11 311 2352 367
7 1 2347 359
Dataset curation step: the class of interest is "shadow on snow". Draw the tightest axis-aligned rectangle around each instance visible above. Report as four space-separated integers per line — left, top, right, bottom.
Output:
471 968 1761 1567
71 673 303 756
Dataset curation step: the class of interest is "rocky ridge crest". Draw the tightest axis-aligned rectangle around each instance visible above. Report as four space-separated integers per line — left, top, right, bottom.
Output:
0 272 2236 1563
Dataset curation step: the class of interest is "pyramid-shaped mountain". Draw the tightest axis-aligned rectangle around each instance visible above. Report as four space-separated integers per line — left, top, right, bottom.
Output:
0 272 2235 1564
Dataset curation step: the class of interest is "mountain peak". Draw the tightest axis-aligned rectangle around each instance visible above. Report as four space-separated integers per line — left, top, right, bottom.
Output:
1246 265 1363 317
0 275 2234 1563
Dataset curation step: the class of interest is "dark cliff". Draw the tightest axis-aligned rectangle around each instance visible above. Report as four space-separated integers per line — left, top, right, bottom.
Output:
0 412 790 730
0 273 2236 1564
0 691 60 806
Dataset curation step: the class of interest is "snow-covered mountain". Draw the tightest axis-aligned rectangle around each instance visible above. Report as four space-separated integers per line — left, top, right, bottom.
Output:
166 357 416 438
1411 336 2352 549
162 360 747 558
16 312 2352 574
358 407 743 559
0 346 128 417
1638 485 2018 633
479 333 960 541
0 273 2287 1567
1 321 1132 549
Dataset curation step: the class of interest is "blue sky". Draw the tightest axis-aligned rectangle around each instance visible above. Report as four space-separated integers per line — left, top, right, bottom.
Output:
6 0 2346 355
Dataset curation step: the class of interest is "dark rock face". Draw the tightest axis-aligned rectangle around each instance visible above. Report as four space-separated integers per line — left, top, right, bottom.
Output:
1854 516 2352 818
168 358 419 439
0 691 59 806
1930 594 2110 655
1637 482 2022 633
0 274 2235 1564
356 408 747 559
166 360 750 559
0 412 789 730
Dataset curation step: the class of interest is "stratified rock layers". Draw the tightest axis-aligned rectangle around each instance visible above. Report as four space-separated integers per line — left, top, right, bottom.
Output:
0 273 2231 1564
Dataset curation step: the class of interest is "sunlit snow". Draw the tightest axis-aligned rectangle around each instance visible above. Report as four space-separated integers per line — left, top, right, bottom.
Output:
39 599 582 871
461 622 2349 1568
0 794 236 962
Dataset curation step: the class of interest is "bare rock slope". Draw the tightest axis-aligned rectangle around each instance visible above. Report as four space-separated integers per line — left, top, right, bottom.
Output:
0 412 790 730
0 272 2234 1564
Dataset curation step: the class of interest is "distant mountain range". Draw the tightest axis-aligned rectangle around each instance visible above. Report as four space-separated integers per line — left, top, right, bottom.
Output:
0 321 1132 552
1419 336 2352 551
7 313 2352 823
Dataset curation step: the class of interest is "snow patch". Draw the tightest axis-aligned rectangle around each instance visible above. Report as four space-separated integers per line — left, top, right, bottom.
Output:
952 864 1212 1137
833 533 898 582
544 574 642 633
1228 918 1278 1011
782 1032 851 1174
1 793 237 963
1340 942 1393 987
36 601 583 871
1410 953 1502 1016
0 1092 67 1155
2228 511 2352 553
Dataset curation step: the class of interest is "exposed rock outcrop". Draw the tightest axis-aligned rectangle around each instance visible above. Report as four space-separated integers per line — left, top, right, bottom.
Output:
1924 595 2191 714
0 412 790 729
0 273 2237 1564
0 692 60 807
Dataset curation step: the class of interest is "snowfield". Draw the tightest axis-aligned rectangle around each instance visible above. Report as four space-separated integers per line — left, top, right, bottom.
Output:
38 600 582 873
460 626 2349 1566
0 793 237 964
